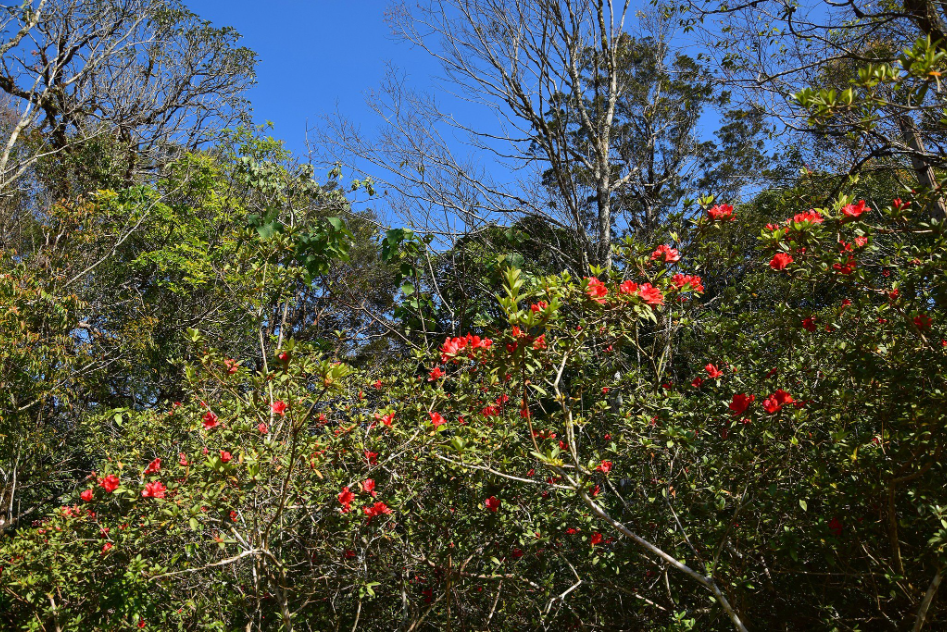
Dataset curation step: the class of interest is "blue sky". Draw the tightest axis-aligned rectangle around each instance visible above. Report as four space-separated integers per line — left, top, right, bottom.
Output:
185 0 445 157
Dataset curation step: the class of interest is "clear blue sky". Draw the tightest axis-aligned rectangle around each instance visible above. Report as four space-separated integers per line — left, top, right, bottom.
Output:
184 0 444 157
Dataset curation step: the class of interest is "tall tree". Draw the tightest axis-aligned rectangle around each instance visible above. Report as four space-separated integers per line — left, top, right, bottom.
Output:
0 0 256 197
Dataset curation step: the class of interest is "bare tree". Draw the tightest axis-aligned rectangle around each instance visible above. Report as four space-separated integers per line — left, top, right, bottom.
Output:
343 0 641 271
677 0 947 217
0 0 256 195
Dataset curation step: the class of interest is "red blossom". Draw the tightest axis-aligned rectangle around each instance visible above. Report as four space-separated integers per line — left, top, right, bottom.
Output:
590 533 604 546
532 334 547 350
790 209 824 225
707 203 734 221
271 400 288 416
338 487 355 512
770 252 793 270
484 496 501 512
80 489 93 503
144 458 161 475
141 481 167 499
101 542 113 555
429 412 446 428
651 244 681 263
729 394 755 416
828 517 843 537
692 377 704 388
202 411 220 429
596 461 613 474
361 479 377 497
705 363 724 379
914 314 933 330
224 358 239 375
638 283 664 306
530 301 548 312
220 451 232 463
841 200 869 220
802 317 817 332
258 423 268 434
619 280 638 295
363 501 392 519
762 389 794 414
100 475 120 493
671 274 705 293
585 277 608 303
428 367 444 381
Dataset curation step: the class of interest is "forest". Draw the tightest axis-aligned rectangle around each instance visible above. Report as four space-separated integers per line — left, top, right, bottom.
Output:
0 0 945 630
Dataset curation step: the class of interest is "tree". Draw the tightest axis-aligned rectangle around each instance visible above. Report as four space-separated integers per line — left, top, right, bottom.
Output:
0 0 255 197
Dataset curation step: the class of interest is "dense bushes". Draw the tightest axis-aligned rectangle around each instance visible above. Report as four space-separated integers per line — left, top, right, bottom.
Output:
1 175 944 629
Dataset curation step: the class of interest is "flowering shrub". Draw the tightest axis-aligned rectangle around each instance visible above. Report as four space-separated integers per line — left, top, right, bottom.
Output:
1 188 945 631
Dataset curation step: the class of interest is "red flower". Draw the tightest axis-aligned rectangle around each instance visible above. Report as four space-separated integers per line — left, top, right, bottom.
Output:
373 380 383 389
178 453 188 466
892 198 910 210
100 475 120 493
220 451 232 463
833 257 857 275
619 280 638 295
769 252 793 270
530 301 548 312
429 412 446 428
532 334 547 350
338 487 355 512
828 517 843 537
671 274 704 293
363 501 392 519
790 209 824 225
361 479 377 497
707 203 734 221
230 510 238 522
601 387 609 394
691 377 704 388
376 412 395 427
484 496 501 512
278 351 289 363
202 411 219 429
762 389 794 414
144 458 161 475
802 317 817 332
585 277 608 303
729 394 755 416
512 548 524 558
141 481 167 499
428 367 444 381
101 542 113 555
596 461 613 474
914 314 933 330
80 489 93 503
638 283 664 306
590 533 604 546
271 400 288 416
258 423 268 434
705 363 724 379
364 450 379 465
854 236 868 247
651 244 680 263
224 358 239 375
841 200 868 219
